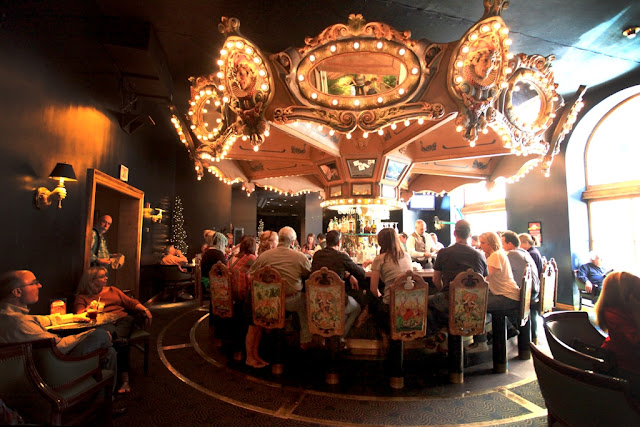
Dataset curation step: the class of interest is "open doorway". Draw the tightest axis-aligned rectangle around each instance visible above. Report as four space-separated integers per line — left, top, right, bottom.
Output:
83 169 144 297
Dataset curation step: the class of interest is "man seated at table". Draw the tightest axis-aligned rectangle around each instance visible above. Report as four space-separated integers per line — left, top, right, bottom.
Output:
249 226 313 350
518 233 544 278
0 270 116 370
577 250 611 297
502 231 540 299
311 230 365 338
161 244 188 272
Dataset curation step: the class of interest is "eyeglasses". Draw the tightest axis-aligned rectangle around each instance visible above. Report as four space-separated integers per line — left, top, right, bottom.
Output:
19 280 40 288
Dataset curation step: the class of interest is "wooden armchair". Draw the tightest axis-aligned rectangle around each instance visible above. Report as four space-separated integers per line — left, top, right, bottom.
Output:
531 343 640 425
306 267 345 384
448 268 489 384
388 270 428 389
574 269 598 309
251 265 286 375
0 338 114 425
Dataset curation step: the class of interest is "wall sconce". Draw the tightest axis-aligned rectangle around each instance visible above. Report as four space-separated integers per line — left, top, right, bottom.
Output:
34 162 77 209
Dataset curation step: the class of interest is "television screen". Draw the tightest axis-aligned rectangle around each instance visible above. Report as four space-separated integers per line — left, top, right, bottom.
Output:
410 194 435 210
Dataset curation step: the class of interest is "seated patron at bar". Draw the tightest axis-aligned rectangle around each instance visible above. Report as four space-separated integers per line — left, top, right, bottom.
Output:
311 230 365 337
502 231 540 299
0 270 116 370
406 219 436 269
577 250 611 297
518 233 544 277
431 220 488 331
249 226 313 349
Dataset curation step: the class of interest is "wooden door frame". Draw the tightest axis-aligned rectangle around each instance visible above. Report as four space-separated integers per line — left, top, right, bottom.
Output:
84 169 144 296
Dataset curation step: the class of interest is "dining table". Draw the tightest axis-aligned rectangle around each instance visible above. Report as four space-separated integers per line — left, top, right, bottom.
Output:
46 312 120 336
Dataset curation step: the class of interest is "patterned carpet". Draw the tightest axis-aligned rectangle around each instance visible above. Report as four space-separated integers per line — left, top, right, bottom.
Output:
114 301 549 426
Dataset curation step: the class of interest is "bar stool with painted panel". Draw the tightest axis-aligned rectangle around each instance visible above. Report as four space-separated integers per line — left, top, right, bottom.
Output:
306 267 345 385
209 261 233 350
448 268 489 383
388 270 428 389
251 265 286 375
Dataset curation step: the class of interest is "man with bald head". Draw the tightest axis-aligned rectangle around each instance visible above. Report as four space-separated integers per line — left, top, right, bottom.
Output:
91 214 113 267
249 226 313 349
0 270 116 366
407 219 436 269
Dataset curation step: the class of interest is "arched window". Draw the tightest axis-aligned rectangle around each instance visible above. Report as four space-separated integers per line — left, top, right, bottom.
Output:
582 92 640 275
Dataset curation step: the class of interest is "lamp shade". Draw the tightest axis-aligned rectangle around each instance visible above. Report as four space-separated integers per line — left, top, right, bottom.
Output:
48 162 77 182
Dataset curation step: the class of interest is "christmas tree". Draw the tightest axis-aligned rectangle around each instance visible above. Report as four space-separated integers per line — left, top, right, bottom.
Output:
172 196 188 254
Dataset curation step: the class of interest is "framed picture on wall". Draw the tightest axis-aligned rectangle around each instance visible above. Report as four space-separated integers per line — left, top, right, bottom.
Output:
528 221 542 245
329 185 342 198
351 183 372 196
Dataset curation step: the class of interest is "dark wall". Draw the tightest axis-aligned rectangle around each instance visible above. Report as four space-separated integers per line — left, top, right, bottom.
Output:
231 185 258 239
175 152 232 260
0 39 177 313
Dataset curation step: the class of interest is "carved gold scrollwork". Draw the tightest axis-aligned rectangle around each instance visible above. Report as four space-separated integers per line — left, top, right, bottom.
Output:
449 16 511 143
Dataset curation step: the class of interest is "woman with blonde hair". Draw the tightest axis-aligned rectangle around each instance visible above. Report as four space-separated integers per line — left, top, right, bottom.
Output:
75 266 152 394
258 230 278 255
469 231 520 352
596 272 640 381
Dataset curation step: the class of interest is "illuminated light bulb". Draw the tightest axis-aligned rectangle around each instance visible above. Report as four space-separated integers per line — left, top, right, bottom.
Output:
376 41 383 49
404 120 410 127
306 122 311 128
220 49 227 56
195 165 200 170
242 135 248 141
378 129 384 135
310 54 315 62
332 99 338 106
330 45 337 52
261 84 268 91
190 125 195 129
217 59 224 66
329 130 335 136
298 75 304 81
363 132 368 138
391 123 397 130
346 133 352 139
353 42 360 49
214 101 220 106
470 33 478 41
205 89 212 95
504 39 512 46
481 25 490 33
470 141 476 147
455 76 463 84
493 22 501 30
482 128 489 134
245 47 253 55
500 81 509 88
253 145 259 152
411 67 418 74
223 96 229 103
399 48 406 55
197 176 202 181
264 130 270 136
456 125 463 132
190 101 196 106
226 41 233 49
188 111 194 116
456 61 464 68
505 67 513 74
258 70 266 77
550 113 556 118
462 46 469 53
399 88 405 95
377 96 383 103
501 28 509 35
202 108 208 113
235 41 243 49
418 118 424 125
317 125 322 131
507 53 514 59
253 57 260 64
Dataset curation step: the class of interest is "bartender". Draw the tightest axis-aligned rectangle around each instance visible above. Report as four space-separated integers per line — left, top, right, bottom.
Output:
406 219 436 269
